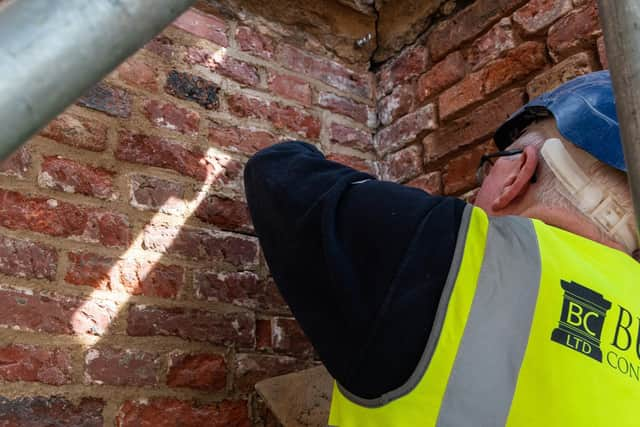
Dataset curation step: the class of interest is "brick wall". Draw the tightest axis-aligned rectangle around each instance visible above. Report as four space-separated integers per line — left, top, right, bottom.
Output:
0 7 374 426
375 0 607 199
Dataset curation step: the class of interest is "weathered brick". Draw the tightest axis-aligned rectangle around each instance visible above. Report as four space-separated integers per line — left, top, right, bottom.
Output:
40 113 108 152
526 52 596 98
185 48 260 87
328 123 373 152
426 89 526 161
0 235 57 281
117 57 158 92
144 35 178 60
378 83 415 126
317 91 373 126
417 51 466 103
227 93 320 139
326 154 374 174
234 353 305 392
467 18 516 71
443 142 494 194
0 287 116 335
235 26 275 60
165 70 220 110
0 189 131 247
268 73 312 105
406 172 443 195
0 147 31 178
0 344 72 385
127 304 255 348
438 71 485 121
116 399 249 427
377 144 423 182
172 8 228 47
513 0 573 35
482 41 547 95
375 103 437 156
116 131 212 181
77 82 131 118
0 396 104 427
85 347 160 387
270 317 314 357
143 100 200 135
597 36 608 69
130 175 186 214
548 1 601 60
39 156 115 200
377 45 429 98
256 318 272 350
167 353 226 391
195 195 252 233
65 252 114 291
277 44 372 99
143 224 259 269
209 124 277 157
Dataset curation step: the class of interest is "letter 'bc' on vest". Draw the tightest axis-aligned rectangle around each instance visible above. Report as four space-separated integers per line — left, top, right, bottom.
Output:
329 206 640 427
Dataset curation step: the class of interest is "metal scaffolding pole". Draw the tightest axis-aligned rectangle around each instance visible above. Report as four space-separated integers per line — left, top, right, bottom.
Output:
597 0 640 242
0 0 196 159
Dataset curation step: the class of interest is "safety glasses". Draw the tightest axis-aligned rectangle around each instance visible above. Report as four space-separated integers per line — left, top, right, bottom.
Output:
476 149 525 186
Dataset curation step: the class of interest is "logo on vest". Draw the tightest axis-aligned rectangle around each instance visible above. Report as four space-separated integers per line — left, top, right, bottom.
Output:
551 280 612 362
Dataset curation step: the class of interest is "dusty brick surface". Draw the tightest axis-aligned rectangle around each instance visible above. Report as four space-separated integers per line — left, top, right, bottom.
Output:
0 235 57 281
185 47 260 87
167 353 227 391
77 82 131 118
377 144 423 182
406 172 443 195
329 123 373 152
513 0 573 35
547 1 601 60
129 175 186 214
165 70 220 110
526 51 596 98
209 124 277 157
417 51 466 103
467 18 516 71
39 156 115 200
0 344 72 385
375 103 437 156
268 73 312 105
85 347 161 386
378 83 415 126
172 8 228 47
143 100 200 135
317 91 373 126
40 113 108 152
235 26 275 59
0 396 104 427
117 57 159 92
194 195 252 232
234 353 306 392
0 147 31 178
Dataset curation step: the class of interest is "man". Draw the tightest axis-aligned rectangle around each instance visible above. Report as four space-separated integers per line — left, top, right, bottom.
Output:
244 71 640 426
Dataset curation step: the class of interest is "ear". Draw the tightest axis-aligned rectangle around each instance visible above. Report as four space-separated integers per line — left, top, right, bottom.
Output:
492 145 539 211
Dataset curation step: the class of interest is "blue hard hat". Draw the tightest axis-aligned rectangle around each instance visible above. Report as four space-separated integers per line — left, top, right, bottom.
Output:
494 70 626 172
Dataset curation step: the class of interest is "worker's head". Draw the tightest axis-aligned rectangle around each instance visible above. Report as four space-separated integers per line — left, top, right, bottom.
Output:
474 71 639 259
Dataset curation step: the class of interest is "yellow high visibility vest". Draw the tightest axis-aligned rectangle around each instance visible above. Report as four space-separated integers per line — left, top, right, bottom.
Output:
329 206 640 426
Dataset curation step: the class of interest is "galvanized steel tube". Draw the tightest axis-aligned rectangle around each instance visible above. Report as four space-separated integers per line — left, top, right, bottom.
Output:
598 0 640 241
0 0 195 158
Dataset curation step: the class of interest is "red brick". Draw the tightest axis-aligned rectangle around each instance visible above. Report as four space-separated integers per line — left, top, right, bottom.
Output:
144 35 178 60
65 252 114 291
277 44 372 99
417 51 466 103
548 1 601 60
40 113 108 152
165 70 220 110
185 48 260 87
326 154 373 174
116 398 249 427
117 57 158 92
143 224 259 268
426 89 526 161
227 93 320 139
428 0 526 61
130 175 186 214
0 344 72 385
0 287 115 335
234 353 305 392
0 396 104 427
195 195 252 233
378 82 415 126
270 317 314 357
483 41 547 95
0 189 131 247
377 144 423 182
377 45 429 98
256 319 272 350
438 71 485 120
526 52 596 98
39 156 115 200
116 131 212 181
0 235 57 281
268 73 312 105
328 123 373 152
444 142 494 194
513 0 573 35
172 8 228 47
375 103 437 156
597 36 608 69
77 82 131 118
127 304 255 348
236 26 275 60
85 347 160 386
167 353 226 391
0 147 31 178
143 100 200 135
467 18 516 71
317 91 373 126
209 124 277 156
406 172 443 195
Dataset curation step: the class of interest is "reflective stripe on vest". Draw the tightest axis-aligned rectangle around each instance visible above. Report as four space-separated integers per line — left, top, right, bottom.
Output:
329 205 640 427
